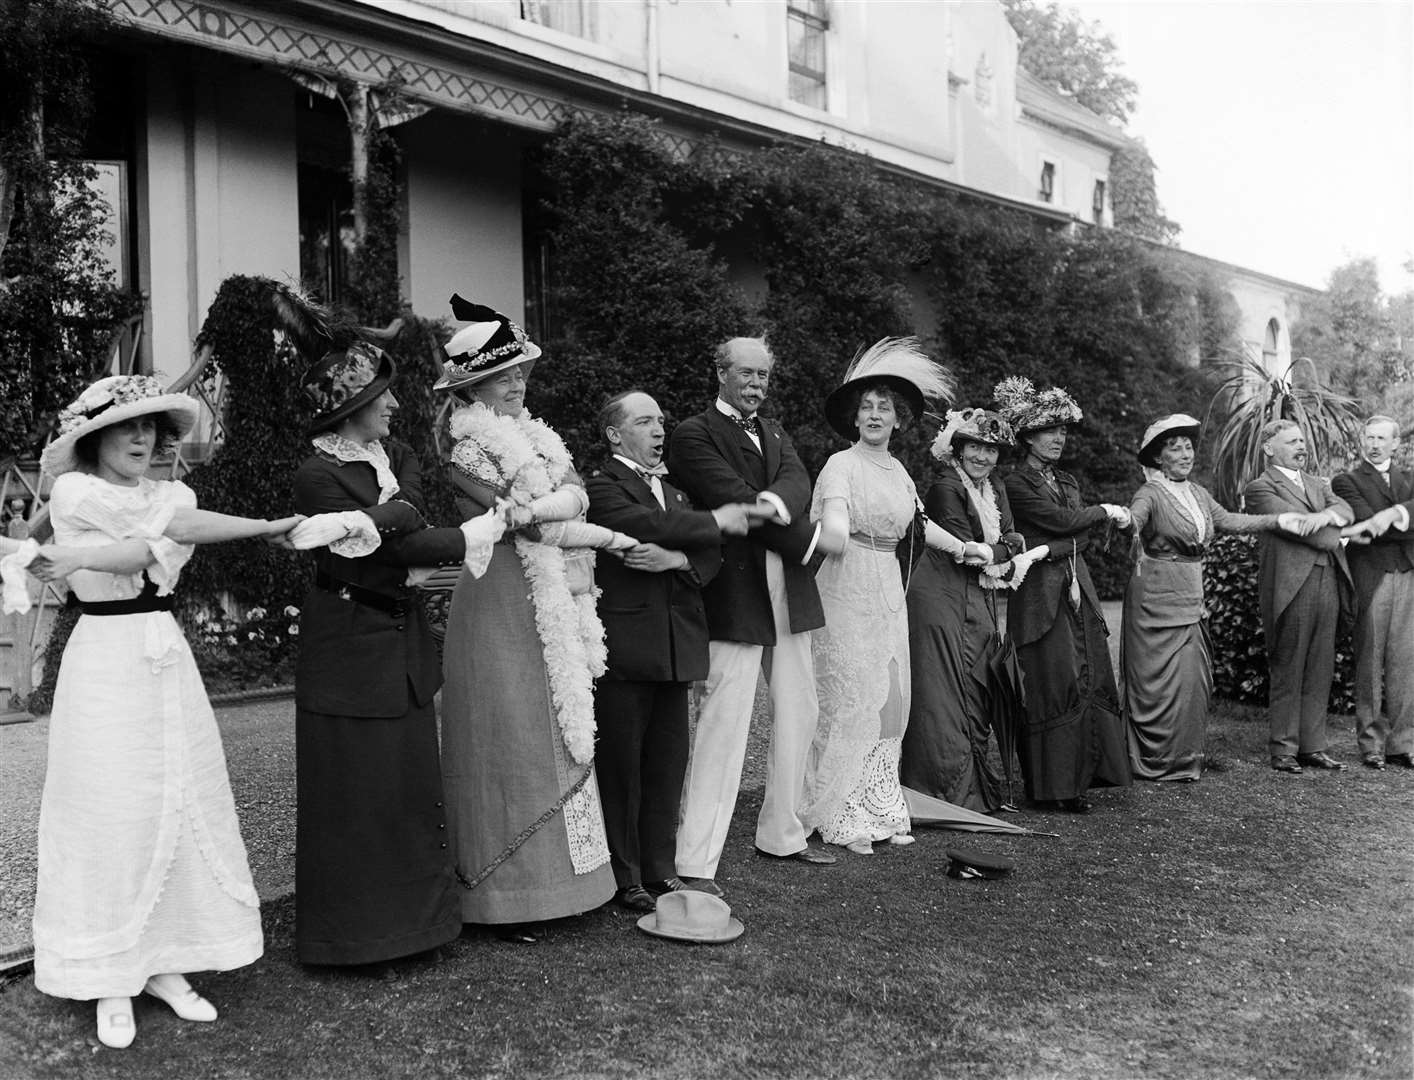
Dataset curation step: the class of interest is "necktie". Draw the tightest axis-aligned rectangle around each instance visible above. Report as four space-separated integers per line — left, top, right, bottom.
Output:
731 414 760 437
1376 465 1391 486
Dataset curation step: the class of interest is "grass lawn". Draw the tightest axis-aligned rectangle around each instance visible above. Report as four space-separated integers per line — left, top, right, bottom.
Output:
1 699 1410 1080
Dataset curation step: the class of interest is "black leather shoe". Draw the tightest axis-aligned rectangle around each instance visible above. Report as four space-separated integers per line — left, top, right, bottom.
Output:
614 885 657 913
1059 796 1092 814
1386 753 1414 769
1271 756 1303 774
1296 751 1346 770
680 877 725 899
492 924 538 944
1362 754 1387 770
755 845 838 865
644 877 687 896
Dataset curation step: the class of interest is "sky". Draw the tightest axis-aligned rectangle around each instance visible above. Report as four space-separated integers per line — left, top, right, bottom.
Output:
1065 0 1413 293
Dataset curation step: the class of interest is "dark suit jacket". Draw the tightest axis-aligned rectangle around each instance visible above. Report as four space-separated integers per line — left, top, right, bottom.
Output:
1332 461 1414 606
585 458 723 683
666 406 825 644
293 439 465 718
1003 464 1109 647
1242 466 1354 645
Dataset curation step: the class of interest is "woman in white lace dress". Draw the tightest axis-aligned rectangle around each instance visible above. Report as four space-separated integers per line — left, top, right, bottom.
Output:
20 376 302 1048
433 299 635 940
801 340 983 854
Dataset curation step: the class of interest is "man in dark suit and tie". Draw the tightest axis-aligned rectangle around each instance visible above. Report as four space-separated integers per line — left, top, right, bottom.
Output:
1243 419 1355 774
1333 415 1414 770
668 337 835 896
585 391 754 912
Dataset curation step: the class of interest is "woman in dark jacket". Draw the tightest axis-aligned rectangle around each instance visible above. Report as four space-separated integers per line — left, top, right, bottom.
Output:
901 408 1033 812
994 377 1133 813
291 343 501 964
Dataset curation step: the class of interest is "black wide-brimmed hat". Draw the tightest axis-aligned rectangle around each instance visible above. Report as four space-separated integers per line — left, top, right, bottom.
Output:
434 294 541 392
1137 413 1201 468
823 337 955 441
300 343 395 436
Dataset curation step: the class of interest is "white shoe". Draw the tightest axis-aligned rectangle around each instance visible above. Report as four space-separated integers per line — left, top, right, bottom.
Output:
96 997 135 1049
887 833 915 846
144 975 218 1022
843 839 875 855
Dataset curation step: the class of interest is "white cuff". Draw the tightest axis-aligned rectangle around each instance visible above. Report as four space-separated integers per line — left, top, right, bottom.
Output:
800 521 822 565
1395 505 1411 532
328 511 381 558
459 508 505 579
1 539 40 615
758 490 790 526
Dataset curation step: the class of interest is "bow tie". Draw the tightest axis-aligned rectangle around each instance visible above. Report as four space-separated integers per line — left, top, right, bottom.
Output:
730 414 760 436
632 463 669 481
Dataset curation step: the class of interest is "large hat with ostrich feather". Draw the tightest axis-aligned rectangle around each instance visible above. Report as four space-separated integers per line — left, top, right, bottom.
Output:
992 376 1083 435
823 337 955 441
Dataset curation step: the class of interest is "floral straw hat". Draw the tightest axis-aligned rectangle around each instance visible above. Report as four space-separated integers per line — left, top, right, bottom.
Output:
300 343 396 436
40 375 199 478
992 375 1083 435
433 294 541 393
929 407 1015 462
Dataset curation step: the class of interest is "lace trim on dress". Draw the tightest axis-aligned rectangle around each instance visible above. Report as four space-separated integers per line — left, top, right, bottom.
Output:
311 433 400 504
1151 476 1209 544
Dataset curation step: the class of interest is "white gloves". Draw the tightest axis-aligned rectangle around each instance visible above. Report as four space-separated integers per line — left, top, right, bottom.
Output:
1101 504 1132 528
289 511 377 551
1 539 39 615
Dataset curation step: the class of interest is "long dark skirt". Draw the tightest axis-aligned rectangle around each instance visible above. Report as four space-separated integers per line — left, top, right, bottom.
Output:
1123 616 1211 781
295 700 460 964
902 584 1003 812
1015 598 1131 801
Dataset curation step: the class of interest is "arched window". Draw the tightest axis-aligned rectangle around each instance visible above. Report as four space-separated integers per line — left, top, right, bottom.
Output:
1262 318 1280 370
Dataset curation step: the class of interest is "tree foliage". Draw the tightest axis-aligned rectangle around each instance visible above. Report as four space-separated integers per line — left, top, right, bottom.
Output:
1000 0 1138 125
1109 137 1181 245
0 0 143 462
1291 256 1413 419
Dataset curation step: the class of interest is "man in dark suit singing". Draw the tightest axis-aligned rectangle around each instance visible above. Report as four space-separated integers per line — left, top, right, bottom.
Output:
667 337 835 897
1333 415 1414 770
585 391 754 913
1243 419 1355 774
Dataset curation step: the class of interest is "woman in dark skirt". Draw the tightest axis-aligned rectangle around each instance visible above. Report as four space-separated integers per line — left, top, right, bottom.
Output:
901 408 1033 812
291 343 501 964
995 377 1133 813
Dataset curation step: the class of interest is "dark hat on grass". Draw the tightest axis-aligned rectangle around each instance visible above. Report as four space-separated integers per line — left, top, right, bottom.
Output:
945 847 1016 880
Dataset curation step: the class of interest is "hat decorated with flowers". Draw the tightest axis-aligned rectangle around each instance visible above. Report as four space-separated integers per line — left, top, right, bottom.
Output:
1137 413 1201 468
992 376 1083 436
300 343 395 436
929 407 1015 462
433 295 541 393
40 375 199 478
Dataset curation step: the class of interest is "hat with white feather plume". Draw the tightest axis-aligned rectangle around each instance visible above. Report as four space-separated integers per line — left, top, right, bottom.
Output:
824 337 955 441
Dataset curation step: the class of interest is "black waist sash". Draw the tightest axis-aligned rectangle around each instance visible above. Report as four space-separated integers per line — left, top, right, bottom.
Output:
75 576 174 616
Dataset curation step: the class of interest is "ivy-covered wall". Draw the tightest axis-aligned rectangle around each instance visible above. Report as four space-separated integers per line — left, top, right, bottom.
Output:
529 112 1234 598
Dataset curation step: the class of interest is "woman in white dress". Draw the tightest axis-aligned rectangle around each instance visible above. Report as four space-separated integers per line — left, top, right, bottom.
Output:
21 375 302 1048
802 339 987 854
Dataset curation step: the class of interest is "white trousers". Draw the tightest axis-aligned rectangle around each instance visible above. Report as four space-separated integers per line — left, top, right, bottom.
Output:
676 551 819 879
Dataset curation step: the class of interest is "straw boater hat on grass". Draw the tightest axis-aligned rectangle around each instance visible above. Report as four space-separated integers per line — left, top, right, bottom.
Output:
1137 413 1201 468
300 342 396 436
929 407 1016 462
433 295 541 393
823 336 955 441
40 374 199 478
992 375 1083 437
